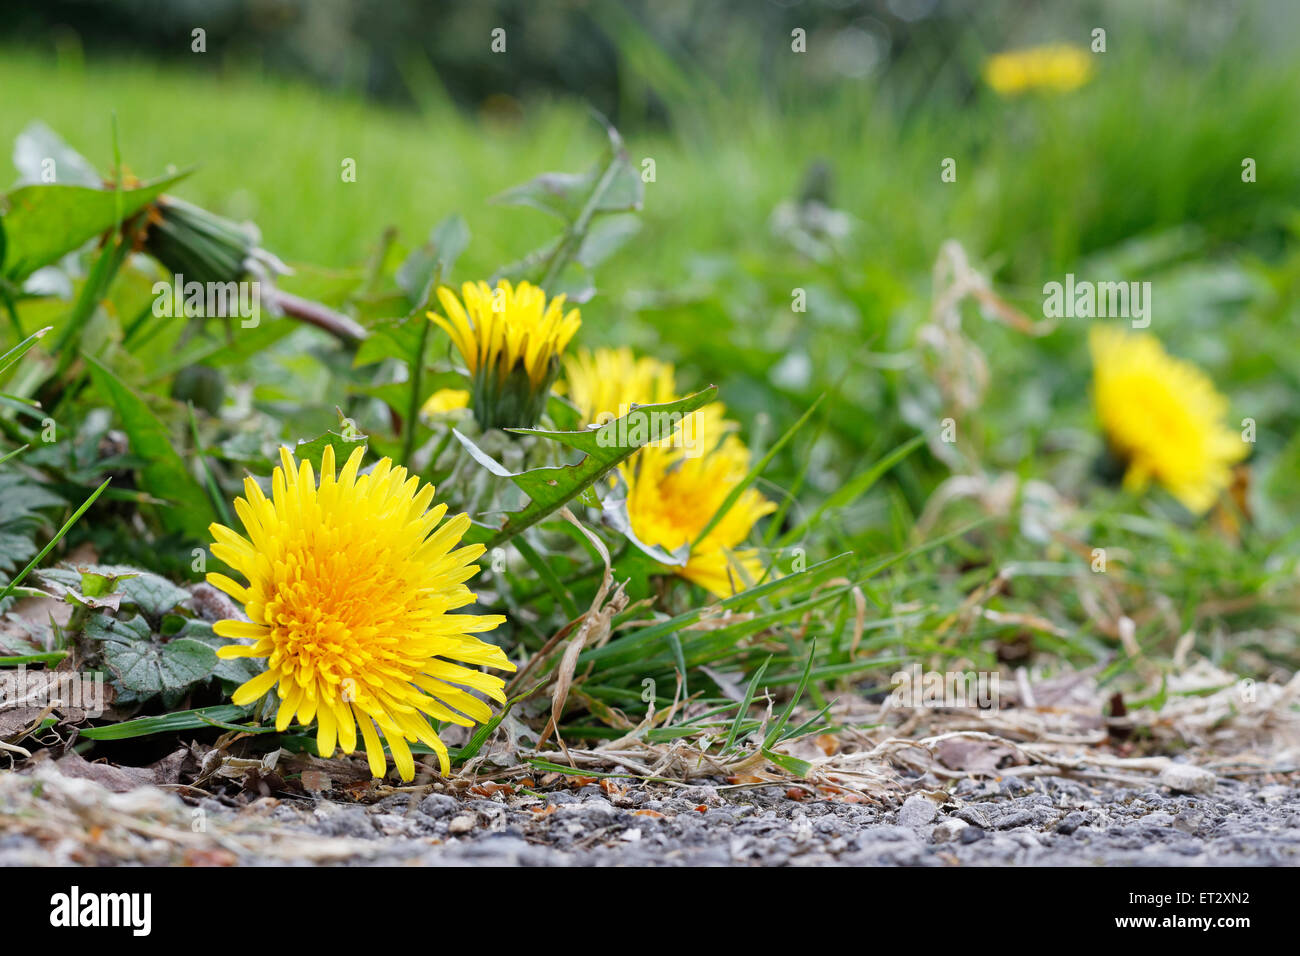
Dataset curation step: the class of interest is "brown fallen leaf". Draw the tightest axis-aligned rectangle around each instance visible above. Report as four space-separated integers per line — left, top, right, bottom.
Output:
935 736 1022 774
53 752 156 793
301 769 331 792
469 781 513 797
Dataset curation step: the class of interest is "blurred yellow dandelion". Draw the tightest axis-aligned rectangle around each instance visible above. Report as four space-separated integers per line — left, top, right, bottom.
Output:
984 44 1093 96
206 445 513 781
420 387 470 417
1089 326 1247 515
625 422 776 597
562 346 678 423
563 346 775 597
430 279 580 430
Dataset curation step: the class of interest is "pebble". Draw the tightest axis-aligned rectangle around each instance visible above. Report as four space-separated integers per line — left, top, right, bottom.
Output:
419 794 459 819
1159 764 1216 794
898 795 939 827
1056 811 1088 835
931 818 969 843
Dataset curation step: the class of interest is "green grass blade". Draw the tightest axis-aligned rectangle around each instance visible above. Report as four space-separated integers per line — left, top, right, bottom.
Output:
78 704 255 740
0 477 110 603
764 639 816 750
691 394 824 550
778 434 924 547
723 654 770 751
0 326 51 377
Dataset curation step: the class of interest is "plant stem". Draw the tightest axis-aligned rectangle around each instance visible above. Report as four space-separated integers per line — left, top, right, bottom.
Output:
268 289 368 344
402 309 432 466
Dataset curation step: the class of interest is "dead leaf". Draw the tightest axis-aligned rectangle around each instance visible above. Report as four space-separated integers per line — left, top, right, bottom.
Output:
935 736 1021 773
301 769 331 792
53 752 156 793
148 748 190 786
468 781 513 797
539 508 629 752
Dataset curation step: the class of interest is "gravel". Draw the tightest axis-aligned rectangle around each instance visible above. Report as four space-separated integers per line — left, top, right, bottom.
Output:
171 777 1300 865
4 765 1297 866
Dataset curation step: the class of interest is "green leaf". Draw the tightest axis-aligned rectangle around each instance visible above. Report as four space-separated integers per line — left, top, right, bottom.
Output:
492 140 642 222
458 386 717 549
492 116 644 293
12 121 102 187
354 312 428 367
0 325 52 378
117 569 190 618
78 568 122 598
0 651 67 667
293 421 368 474
0 472 65 526
171 617 259 684
724 656 771 752
77 703 255 740
396 213 470 309
0 170 191 282
88 613 218 694
760 748 813 778
764 640 816 750
83 355 212 539
575 214 641 269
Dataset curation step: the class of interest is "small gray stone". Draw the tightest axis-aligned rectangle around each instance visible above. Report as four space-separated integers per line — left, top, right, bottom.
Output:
1056 811 1088 835
996 809 1034 830
898 795 939 827
448 814 476 835
931 818 969 843
1159 764 1216 795
1141 811 1176 827
313 807 378 838
419 794 460 819
956 806 994 829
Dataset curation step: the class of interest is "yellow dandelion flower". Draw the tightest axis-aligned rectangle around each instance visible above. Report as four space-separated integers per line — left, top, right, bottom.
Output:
564 346 775 597
430 279 580 430
984 44 1093 96
206 444 513 781
562 346 678 423
625 425 777 597
420 387 470 417
563 346 725 455
1089 325 1248 515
